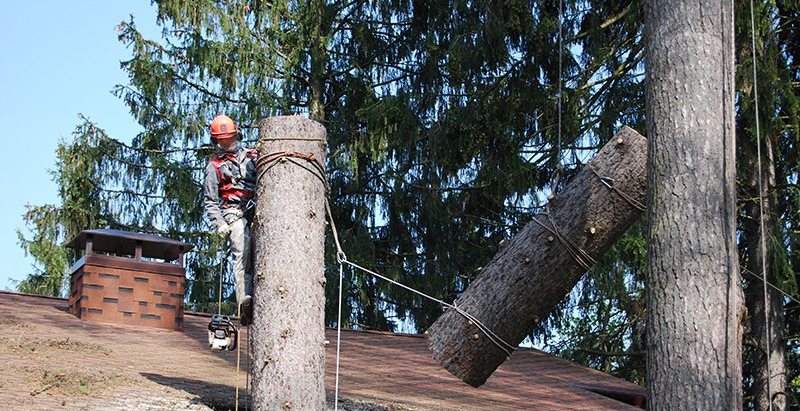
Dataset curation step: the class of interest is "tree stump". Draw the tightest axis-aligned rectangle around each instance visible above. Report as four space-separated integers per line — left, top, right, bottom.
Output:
251 115 328 410
426 126 647 387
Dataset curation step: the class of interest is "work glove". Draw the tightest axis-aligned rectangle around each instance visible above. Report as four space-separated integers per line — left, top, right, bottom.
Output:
217 223 232 238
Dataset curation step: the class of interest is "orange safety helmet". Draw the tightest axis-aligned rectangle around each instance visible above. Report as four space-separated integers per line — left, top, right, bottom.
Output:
209 115 240 143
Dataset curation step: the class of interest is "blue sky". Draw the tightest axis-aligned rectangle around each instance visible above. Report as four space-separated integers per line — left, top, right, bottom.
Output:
0 2 160 291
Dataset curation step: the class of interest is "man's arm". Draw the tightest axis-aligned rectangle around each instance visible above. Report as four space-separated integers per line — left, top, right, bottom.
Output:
203 162 227 230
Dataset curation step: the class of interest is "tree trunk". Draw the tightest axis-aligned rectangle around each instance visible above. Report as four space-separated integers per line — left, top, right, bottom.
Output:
747 265 788 411
251 115 328 410
742 131 787 411
644 0 742 409
426 126 647 387
307 0 327 122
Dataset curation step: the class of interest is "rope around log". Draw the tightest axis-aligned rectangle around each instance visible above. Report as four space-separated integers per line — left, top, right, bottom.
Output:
588 165 646 212
256 150 328 192
530 164 645 273
530 209 597 273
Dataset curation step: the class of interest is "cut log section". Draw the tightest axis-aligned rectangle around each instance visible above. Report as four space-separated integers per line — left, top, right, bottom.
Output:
251 115 328 409
425 126 647 387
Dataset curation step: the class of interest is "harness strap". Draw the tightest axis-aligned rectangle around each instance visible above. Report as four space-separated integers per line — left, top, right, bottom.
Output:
211 149 257 206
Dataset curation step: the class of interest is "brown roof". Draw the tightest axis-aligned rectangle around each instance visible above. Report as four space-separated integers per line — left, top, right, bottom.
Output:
0 291 645 410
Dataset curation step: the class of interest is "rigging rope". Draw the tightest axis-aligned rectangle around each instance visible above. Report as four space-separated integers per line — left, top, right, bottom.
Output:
343 258 517 356
550 0 566 198
530 212 596 272
325 197 345 411
588 165 646 212
557 0 563 167
256 150 328 191
744 269 800 307
334 260 344 411
213 246 247 410
750 0 772 408
245 331 251 411
718 0 740 407
213 240 248 410
324 196 516 410
235 302 243 411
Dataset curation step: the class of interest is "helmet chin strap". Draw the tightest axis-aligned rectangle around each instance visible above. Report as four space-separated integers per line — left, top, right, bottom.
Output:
216 135 239 152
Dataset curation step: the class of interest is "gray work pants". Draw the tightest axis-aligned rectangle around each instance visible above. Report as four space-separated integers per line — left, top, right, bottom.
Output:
223 209 253 304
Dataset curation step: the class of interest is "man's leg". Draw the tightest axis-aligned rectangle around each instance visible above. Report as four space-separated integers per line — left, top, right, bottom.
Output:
227 213 253 325
228 217 250 303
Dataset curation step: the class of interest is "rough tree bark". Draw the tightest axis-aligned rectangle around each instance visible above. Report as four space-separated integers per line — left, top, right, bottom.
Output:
644 0 742 409
741 126 786 411
744 172 787 411
426 126 647 387
251 115 328 410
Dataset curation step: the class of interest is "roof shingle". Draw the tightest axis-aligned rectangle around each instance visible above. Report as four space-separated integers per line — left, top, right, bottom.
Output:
0 291 644 410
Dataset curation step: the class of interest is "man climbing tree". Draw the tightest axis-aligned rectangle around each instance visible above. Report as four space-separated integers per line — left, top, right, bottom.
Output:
203 114 257 326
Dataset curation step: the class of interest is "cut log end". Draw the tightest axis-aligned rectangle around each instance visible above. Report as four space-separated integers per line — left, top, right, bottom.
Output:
425 330 492 388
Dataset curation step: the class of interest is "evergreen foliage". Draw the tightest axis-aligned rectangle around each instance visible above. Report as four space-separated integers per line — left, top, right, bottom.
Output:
17 0 646 366
16 1 800 406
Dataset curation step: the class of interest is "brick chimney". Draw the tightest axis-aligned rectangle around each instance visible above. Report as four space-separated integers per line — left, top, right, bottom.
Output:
65 229 193 330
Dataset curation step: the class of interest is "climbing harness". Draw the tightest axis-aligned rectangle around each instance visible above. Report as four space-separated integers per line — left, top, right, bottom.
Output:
210 147 257 204
208 314 239 352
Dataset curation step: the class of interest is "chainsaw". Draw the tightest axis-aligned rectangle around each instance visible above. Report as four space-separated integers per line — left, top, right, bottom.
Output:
208 314 238 352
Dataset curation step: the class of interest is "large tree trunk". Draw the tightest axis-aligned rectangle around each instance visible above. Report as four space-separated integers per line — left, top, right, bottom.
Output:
426 126 647 387
251 115 328 410
644 0 742 409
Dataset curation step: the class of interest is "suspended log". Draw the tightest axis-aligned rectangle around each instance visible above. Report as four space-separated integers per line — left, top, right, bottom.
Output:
251 115 328 409
426 126 647 387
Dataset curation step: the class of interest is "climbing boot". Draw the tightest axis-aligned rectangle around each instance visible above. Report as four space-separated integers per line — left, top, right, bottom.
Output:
239 295 253 326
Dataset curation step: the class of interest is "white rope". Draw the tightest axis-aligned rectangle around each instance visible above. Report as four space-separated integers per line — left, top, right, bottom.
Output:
245 332 251 411
323 199 516 399
213 248 248 411
744 268 800 306
550 0 565 199
341 258 516 356
750 0 772 408
235 303 243 411
530 212 596 272
334 259 344 411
